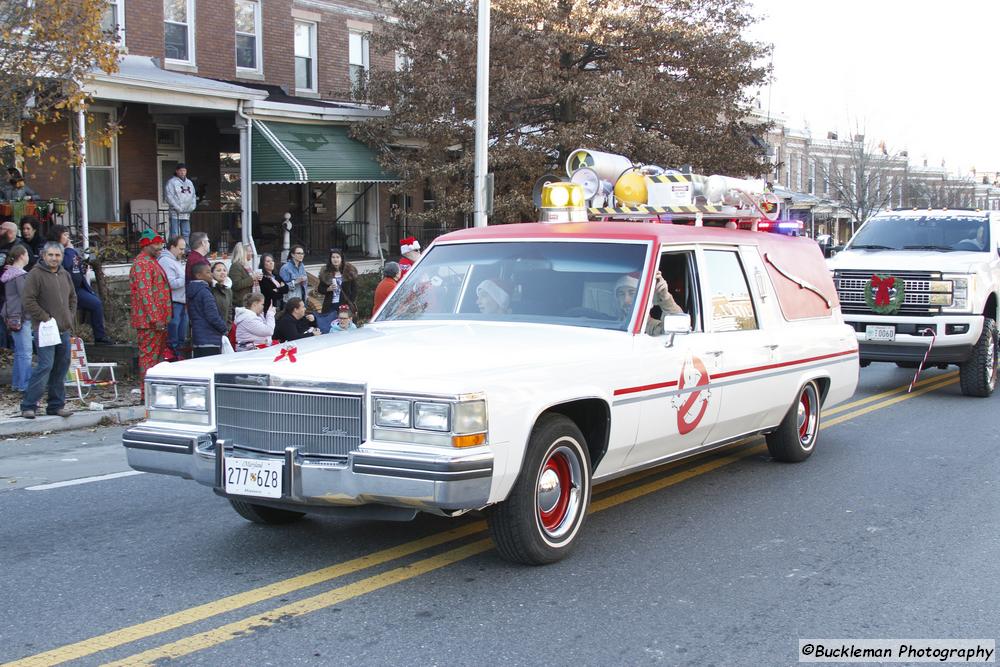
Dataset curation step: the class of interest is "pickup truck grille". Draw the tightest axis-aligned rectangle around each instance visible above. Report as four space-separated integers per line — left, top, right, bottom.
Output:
834 270 942 316
215 380 364 459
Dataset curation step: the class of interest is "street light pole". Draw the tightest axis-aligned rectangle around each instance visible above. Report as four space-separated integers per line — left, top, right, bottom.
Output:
472 0 490 228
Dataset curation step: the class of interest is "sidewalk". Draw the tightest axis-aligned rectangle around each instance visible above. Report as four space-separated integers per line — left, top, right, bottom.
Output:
0 404 146 438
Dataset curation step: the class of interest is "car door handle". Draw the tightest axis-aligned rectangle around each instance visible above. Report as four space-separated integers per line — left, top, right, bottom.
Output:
705 350 724 357
764 344 779 350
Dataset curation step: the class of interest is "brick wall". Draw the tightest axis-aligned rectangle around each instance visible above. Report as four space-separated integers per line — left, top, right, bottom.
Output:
22 120 72 203
259 0 295 92
117 103 158 214
125 0 164 58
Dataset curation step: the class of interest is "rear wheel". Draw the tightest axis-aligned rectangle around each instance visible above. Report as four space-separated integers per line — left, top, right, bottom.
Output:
229 499 305 525
486 415 592 565
766 381 820 463
959 318 997 397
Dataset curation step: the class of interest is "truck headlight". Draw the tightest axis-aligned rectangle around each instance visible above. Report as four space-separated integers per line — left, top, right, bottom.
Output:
374 398 411 428
150 383 178 409
180 385 208 411
944 276 972 312
413 401 450 431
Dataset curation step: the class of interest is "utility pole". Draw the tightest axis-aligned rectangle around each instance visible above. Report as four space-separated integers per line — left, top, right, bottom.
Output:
472 0 490 227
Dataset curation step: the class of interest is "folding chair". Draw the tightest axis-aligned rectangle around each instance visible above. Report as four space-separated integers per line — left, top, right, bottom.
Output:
65 337 119 402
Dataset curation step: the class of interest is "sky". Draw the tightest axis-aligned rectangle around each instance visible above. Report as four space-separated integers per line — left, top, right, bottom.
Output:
748 0 1000 175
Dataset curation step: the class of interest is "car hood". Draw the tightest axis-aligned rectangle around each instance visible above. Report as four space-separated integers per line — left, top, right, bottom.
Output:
828 249 991 274
149 321 628 393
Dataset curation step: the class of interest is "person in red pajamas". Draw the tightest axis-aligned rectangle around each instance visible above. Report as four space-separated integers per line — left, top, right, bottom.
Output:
130 230 172 396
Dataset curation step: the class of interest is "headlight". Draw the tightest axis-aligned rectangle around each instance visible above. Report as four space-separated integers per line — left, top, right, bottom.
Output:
453 400 487 434
944 276 972 312
374 398 411 428
180 385 208 411
413 402 450 431
150 384 178 409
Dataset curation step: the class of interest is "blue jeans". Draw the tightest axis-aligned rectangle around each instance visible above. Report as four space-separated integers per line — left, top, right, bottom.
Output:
167 302 188 352
10 322 33 391
21 330 71 412
76 289 107 340
169 214 191 244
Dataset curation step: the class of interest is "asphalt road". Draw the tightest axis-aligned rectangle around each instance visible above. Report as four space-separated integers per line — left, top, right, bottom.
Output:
1 364 997 666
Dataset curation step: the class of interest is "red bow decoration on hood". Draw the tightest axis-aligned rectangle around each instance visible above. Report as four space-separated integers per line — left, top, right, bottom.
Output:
273 344 298 363
870 275 895 307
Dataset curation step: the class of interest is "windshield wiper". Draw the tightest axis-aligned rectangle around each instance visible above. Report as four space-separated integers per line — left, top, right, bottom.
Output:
902 244 956 252
849 244 896 250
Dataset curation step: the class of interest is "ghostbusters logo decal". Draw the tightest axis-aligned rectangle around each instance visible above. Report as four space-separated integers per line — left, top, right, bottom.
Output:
672 353 711 435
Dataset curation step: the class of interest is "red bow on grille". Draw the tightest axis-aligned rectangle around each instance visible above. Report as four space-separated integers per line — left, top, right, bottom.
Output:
870 275 895 306
273 345 298 363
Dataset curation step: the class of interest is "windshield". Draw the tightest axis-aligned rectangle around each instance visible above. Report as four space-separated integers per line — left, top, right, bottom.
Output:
377 241 650 331
849 215 990 252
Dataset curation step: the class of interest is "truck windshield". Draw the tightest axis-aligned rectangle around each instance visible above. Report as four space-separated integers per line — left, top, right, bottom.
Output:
377 241 650 331
848 215 990 252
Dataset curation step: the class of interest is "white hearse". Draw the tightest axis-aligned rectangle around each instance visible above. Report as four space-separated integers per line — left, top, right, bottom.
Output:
123 222 858 564
828 209 1000 396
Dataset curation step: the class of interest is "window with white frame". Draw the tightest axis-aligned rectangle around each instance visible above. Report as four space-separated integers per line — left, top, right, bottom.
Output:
164 0 194 63
101 1 126 46
85 111 118 221
823 160 830 194
808 158 815 194
349 30 370 90
394 50 411 72
294 21 317 92
235 0 262 73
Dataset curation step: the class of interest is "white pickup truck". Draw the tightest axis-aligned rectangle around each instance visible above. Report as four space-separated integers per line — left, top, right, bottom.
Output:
828 209 1000 396
123 222 858 564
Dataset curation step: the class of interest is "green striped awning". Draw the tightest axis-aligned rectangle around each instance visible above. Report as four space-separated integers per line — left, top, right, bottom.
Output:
251 120 397 184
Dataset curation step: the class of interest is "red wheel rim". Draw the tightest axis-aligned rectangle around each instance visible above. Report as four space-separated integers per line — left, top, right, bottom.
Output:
538 452 572 532
798 390 811 442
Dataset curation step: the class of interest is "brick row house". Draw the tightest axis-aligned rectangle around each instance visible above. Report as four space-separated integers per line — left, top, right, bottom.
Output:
19 0 412 263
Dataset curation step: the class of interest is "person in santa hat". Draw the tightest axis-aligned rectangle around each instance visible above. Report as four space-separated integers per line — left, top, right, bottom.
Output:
475 279 512 315
398 236 421 275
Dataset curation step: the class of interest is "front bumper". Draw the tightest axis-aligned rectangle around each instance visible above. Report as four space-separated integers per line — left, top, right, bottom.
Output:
845 314 983 363
122 425 493 515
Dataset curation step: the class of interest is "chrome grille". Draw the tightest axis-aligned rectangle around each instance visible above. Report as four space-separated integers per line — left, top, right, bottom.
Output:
215 383 364 459
834 270 941 316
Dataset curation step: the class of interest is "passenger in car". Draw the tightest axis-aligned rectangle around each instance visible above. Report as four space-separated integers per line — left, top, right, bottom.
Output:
476 279 512 315
616 272 684 335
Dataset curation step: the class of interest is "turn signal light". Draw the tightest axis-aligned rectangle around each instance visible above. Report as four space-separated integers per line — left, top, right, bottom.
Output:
452 433 486 448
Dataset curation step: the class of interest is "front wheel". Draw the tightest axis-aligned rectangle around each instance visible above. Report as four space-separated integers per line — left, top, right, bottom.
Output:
486 415 592 565
229 499 306 525
766 381 821 462
959 318 997 397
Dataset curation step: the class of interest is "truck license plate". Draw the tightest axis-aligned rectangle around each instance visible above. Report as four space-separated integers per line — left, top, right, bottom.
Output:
865 325 896 342
224 457 283 499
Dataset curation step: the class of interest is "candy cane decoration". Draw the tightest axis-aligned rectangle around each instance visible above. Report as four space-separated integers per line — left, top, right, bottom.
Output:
908 328 937 393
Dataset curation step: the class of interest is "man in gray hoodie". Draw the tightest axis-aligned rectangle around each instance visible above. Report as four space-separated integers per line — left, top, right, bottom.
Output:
20 241 77 419
158 235 188 358
164 164 197 243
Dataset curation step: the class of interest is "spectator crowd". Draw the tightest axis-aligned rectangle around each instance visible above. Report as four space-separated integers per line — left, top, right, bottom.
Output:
0 205 416 418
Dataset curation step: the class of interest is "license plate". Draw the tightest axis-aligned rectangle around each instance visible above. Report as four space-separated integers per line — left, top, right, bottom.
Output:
224 457 283 499
865 325 896 342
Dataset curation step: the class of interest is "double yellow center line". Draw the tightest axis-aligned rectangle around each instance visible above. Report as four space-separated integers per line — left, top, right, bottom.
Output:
5 370 959 667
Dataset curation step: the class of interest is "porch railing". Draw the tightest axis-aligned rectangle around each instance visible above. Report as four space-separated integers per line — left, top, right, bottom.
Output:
125 209 242 257
384 221 469 257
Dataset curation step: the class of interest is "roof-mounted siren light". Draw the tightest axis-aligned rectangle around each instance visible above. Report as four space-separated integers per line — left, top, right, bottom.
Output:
705 175 780 221
565 148 634 183
570 167 614 207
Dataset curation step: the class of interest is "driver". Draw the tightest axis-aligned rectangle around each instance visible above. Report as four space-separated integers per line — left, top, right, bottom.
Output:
476 279 512 314
616 272 684 335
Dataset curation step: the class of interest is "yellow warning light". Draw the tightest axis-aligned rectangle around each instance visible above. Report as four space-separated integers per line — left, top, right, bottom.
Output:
541 182 584 208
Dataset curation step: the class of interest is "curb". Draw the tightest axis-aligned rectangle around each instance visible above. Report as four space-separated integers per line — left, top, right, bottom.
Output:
0 405 145 438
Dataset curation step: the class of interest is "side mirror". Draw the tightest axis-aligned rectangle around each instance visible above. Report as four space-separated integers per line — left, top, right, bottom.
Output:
661 313 692 347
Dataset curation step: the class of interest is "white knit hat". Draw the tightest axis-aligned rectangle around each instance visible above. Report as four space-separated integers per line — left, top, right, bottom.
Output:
615 273 639 294
476 279 510 311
